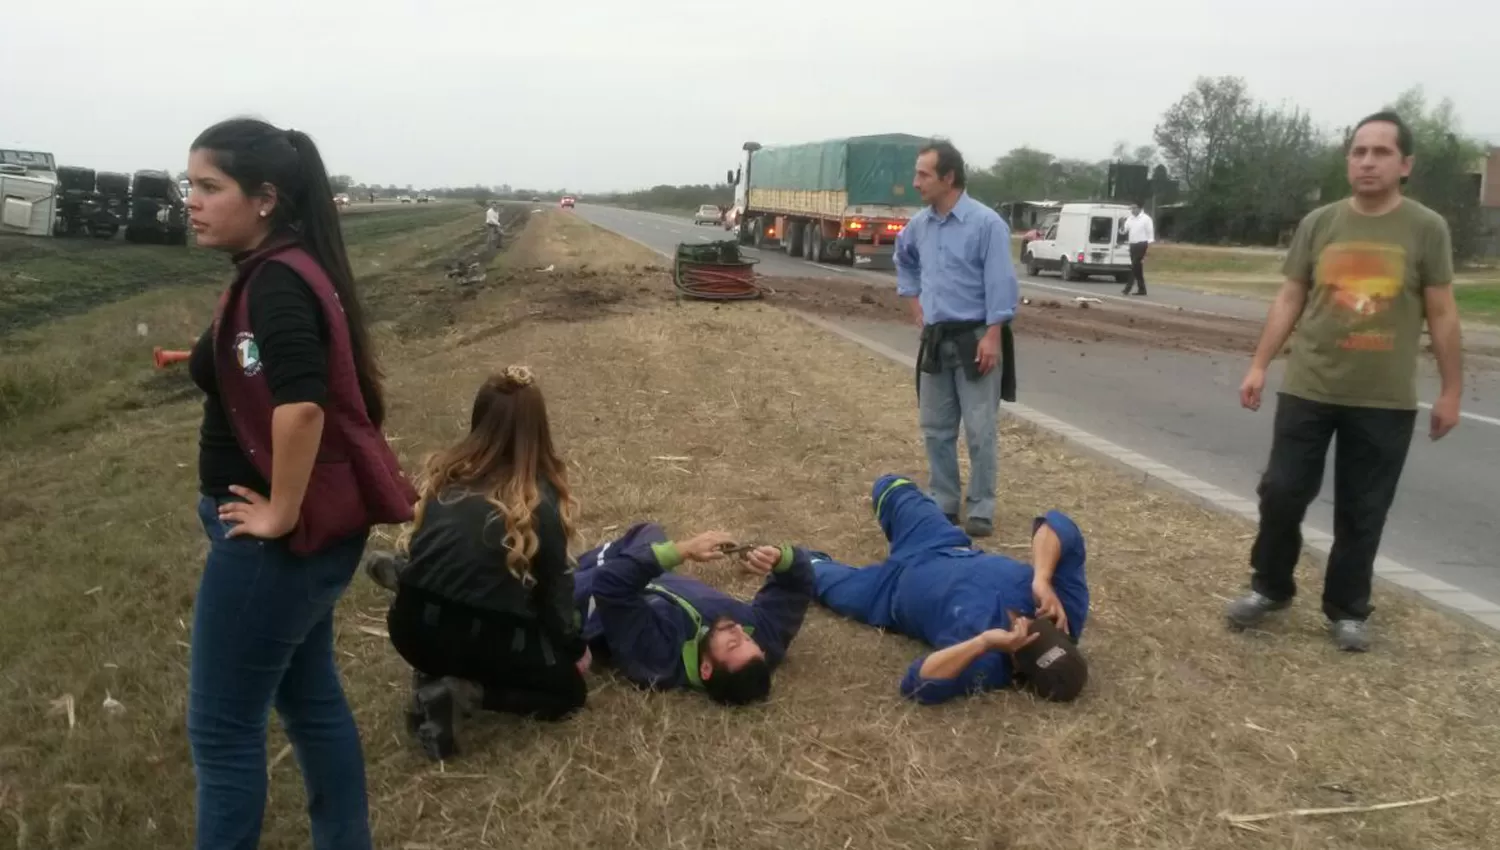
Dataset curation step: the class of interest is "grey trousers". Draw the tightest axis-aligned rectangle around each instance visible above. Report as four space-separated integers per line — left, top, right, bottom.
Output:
917 336 1004 521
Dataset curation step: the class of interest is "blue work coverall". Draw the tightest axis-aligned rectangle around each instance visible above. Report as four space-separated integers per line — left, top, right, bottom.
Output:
573 523 816 691
812 475 1089 705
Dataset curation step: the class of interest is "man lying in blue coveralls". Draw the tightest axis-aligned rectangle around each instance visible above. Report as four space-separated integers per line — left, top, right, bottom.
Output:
811 474 1091 705
573 523 816 706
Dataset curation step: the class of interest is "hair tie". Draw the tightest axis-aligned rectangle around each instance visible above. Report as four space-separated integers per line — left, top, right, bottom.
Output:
500 365 535 388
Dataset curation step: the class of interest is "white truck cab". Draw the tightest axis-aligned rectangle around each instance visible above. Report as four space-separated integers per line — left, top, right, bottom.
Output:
1021 202 1134 283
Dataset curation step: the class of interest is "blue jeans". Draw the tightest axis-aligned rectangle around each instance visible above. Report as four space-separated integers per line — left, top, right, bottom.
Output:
188 496 372 850
918 335 1004 522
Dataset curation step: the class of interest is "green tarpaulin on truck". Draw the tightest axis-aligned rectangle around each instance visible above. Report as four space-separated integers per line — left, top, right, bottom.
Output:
748 134 927 206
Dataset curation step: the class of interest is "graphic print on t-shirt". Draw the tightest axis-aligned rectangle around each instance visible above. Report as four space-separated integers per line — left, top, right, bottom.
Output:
1316 241 1405 352
234 331 263 376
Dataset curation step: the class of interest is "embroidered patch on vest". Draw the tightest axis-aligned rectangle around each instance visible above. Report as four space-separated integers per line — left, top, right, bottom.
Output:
234 332 262 376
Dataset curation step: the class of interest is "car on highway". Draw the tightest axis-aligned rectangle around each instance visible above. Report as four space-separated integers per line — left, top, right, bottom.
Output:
559 196 576 209
1021 203 1133 283
693 204 722 226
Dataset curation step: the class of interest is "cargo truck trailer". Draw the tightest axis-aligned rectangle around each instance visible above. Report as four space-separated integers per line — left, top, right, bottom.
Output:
726 134 927 271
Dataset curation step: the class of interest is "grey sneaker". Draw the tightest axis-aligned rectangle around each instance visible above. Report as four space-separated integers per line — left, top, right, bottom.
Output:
964 518 994 538
1225 591 1291 629
362 549 406 592
1330 619 1370 652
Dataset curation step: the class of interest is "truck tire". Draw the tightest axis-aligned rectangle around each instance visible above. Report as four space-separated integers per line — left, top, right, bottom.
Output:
783 221 805 256
1060 258 1076 281
1024 251 1039 277
808 226 824 262
753 219 767 248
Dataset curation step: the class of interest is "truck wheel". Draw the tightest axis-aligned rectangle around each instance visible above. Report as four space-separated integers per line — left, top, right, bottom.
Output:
1060 258 1076 281
753 219 767 248
1024 251 1039 277
783 222 805 256
809 227 824 262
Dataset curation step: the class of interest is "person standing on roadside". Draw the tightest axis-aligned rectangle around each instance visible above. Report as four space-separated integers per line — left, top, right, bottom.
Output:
184 118 417 850
1228 110 1463 652
1122 202 1154 296
484 202 502 249
895 140 1019 538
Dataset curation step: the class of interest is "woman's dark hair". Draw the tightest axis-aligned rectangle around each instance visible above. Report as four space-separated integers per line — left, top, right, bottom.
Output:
191 117 386 426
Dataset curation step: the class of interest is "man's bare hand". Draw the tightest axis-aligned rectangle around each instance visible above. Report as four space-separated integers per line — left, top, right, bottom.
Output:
981 616 1038 654
908 299 924 329
1032 580 1068 634
1240 366 1266 411
677 531 736 562
976 328 1001 375
741 545 782 576
1430 393 1460 440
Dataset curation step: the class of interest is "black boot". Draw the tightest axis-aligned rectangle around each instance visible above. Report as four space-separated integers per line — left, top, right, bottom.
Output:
362 549 408 592
405 670 434 738
412 677 457 761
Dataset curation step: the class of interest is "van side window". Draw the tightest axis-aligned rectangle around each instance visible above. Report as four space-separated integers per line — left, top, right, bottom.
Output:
1044 223 1058 240
1088 216 1112 244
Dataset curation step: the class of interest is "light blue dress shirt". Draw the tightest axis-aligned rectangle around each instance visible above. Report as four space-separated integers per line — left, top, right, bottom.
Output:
894 193 1019 326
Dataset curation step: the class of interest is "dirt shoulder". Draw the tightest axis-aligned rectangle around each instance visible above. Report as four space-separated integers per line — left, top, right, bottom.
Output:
1 212 1496 850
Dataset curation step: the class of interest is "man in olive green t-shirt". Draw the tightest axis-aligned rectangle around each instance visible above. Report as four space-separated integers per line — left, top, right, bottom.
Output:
1227 111 1464 652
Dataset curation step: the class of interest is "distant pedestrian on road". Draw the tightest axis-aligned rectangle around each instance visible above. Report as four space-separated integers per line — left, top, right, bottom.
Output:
895 140 1020 538
484 203 502 249
1122 203 1153 295
1229 110 1464 652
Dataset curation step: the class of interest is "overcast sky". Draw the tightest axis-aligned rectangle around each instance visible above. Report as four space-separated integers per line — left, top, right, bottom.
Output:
3 0 1496 193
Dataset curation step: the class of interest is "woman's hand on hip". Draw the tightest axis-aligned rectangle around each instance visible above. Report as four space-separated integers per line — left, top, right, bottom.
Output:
218 485 298 539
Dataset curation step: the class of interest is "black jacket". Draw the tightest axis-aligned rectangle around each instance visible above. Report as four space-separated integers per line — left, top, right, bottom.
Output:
398 485 582 659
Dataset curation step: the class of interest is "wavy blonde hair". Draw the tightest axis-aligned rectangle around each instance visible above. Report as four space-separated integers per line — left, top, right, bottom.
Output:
399 366 578 585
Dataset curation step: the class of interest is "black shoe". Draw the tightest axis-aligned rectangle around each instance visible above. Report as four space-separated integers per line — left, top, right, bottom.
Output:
362 549 407 592
414 680 457 761
405 671 433 738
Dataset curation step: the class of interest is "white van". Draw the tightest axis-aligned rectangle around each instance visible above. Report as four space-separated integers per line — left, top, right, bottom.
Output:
1020 202 1133 283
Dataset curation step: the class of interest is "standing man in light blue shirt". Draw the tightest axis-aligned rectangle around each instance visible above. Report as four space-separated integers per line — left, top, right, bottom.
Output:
895 140 1020 538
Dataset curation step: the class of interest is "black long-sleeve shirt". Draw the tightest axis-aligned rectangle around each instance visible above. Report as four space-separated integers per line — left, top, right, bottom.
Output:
188 261 329 497
398 486 584 661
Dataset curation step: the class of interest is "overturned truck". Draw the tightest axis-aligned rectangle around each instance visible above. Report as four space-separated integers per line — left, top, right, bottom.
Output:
125 170 187 245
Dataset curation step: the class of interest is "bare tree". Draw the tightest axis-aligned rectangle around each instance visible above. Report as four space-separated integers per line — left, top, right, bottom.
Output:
1153 76 1253 197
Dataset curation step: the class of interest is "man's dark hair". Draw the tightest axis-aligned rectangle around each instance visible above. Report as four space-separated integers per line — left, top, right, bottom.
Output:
1351 110 1415 158
920 139 967 190
701 658 771 706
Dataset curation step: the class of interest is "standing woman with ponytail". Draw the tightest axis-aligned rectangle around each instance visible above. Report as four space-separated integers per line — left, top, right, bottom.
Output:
182 118 416 850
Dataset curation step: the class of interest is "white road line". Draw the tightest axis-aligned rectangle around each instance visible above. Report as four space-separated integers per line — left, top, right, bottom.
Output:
1416 402 1500 428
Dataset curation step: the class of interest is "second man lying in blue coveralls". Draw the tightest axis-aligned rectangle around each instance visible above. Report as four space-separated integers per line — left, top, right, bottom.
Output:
811 474 1090 705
